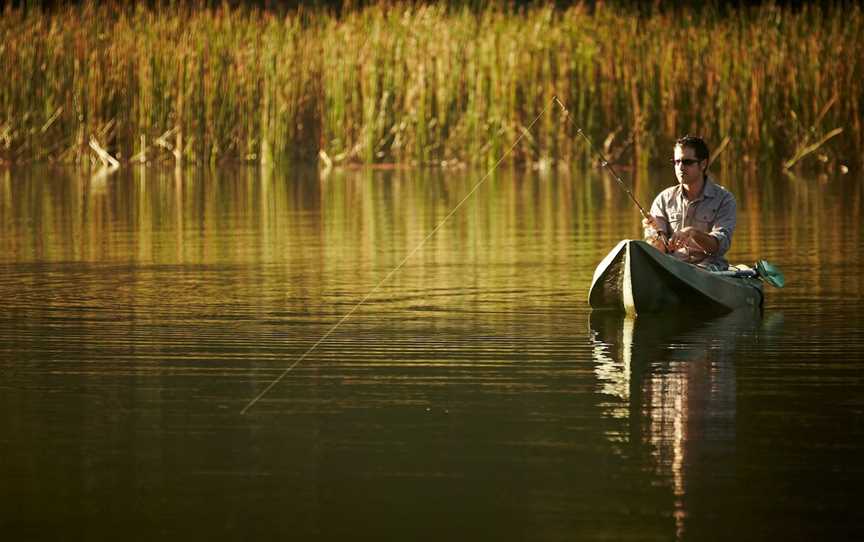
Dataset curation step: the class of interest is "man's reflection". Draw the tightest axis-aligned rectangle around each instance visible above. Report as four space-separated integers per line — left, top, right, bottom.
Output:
590 309 772 540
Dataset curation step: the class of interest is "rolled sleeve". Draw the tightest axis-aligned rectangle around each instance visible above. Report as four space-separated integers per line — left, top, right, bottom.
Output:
707 192 736 257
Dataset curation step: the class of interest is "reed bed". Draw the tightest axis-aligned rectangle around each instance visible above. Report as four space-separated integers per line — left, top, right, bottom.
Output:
1 2 861 169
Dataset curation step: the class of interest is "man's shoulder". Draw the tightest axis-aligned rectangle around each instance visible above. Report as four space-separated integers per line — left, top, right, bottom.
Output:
706 177 735 199
656 184 680 196
655 184 680 201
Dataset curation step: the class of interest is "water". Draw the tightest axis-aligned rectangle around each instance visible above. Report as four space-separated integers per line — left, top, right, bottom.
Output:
1 164 863 540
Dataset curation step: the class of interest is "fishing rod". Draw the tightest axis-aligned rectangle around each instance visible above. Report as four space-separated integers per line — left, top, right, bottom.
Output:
553 96 672 252
553 96 652 221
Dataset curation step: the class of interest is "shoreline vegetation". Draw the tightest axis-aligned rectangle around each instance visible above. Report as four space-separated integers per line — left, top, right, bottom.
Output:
1 2 860 172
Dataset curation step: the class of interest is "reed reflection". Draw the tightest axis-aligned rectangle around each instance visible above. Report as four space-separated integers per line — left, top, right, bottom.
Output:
590 309 775 540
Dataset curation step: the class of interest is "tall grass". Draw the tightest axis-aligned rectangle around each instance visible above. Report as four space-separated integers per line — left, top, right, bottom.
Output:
0 2 861 169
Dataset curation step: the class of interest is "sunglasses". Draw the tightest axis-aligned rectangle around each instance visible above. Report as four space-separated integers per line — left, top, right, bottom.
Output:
670 158 702 166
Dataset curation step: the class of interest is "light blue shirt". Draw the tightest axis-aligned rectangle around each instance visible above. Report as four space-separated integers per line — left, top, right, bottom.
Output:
644 176 737 269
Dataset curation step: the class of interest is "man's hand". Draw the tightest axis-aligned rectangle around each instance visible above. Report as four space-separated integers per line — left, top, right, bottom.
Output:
641 216 662 231
669 227 719 256
642 216 669 253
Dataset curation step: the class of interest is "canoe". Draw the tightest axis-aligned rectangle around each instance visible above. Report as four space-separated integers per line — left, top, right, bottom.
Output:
589 240 763 315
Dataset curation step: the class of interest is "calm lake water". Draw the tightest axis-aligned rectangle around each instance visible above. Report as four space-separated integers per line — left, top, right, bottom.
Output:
1 163 863 540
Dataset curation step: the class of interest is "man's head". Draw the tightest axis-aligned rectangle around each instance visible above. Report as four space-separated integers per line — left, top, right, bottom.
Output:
673 135 710 185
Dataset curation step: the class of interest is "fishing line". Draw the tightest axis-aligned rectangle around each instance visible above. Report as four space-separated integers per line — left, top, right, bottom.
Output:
553 96 651 220
553 96 672 252
240 98 552 415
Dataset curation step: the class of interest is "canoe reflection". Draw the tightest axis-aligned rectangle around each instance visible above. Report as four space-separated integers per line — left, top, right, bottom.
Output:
589 309 770 540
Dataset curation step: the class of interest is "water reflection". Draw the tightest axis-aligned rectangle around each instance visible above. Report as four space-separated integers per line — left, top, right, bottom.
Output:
0 164 324 264
590 309 779 540
1 161 861 539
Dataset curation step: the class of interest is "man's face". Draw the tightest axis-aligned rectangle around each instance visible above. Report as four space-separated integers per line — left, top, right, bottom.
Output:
673 144 705 185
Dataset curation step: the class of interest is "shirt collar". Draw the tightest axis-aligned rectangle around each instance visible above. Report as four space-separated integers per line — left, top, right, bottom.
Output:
680 175 716 202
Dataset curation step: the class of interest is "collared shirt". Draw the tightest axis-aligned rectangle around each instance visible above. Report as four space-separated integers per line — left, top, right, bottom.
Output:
644 176 737 269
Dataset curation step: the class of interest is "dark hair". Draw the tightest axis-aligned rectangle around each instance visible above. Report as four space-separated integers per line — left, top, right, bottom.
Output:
675 135 710 162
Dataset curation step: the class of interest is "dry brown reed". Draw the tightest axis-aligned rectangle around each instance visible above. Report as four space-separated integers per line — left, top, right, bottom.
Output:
0 2 860 169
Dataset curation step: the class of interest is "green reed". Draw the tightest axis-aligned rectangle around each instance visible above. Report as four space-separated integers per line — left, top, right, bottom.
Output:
0 2 861 169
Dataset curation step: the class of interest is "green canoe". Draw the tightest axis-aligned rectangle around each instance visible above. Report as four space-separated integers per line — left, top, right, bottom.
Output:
588 240 764 315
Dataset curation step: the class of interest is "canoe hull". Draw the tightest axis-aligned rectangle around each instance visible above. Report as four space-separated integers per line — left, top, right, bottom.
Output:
589 240 763 315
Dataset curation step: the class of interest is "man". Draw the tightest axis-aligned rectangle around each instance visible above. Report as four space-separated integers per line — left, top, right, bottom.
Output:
642 135 736 271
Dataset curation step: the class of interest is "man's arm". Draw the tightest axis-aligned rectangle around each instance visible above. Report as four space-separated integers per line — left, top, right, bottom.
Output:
671 227 719 255
669 191 736 257
643 215 670 252
643 192 671 252
707 192 737 257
